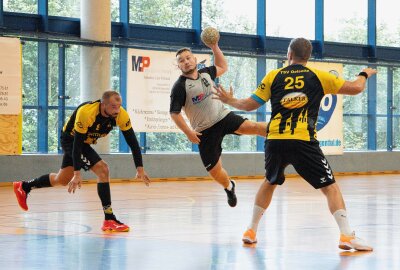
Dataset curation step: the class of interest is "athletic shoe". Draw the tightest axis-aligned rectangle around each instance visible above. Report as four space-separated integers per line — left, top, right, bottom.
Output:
101 219 130 232
242 228 257 244
224 179 237 207
339 232 373 251
13 181 28 211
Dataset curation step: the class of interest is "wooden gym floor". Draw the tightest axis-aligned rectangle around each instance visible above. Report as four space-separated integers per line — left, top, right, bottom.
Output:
0 174 399 270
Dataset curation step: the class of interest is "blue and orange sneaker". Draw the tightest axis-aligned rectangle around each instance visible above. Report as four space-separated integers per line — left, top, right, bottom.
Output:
101 219 130 232
13 181 28 211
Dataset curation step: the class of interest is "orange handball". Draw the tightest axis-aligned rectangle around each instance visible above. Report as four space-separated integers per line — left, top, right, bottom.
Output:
201 26 220 45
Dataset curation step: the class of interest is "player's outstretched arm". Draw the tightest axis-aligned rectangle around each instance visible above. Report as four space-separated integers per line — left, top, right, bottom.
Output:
338 67 377 95
213 84 261 112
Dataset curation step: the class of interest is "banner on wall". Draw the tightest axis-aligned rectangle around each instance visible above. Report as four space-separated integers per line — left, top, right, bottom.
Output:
127 49 211 132
0 37 22 115
308 61 344 155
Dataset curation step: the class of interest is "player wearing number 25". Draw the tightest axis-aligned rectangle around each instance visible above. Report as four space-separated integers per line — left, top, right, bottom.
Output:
13 90 151 232
214 37 377 250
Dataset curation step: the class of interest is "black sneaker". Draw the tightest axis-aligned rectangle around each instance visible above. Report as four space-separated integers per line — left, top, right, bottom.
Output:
224 180 237 207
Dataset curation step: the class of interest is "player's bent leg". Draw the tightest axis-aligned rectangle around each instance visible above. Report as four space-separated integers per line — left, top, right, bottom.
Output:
255 179 277 208
90 160 110 183
90 161 129 232
51 167 74 186
13 181 29 211
13 170 64 211
208 159 237 207
320 182 346 214
234 120 268 137
208 159 230 188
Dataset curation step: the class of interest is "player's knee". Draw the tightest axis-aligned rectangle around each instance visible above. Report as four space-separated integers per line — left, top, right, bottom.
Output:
209 164 224 178
57 176 73 186
98 162 110 179
60 180 69 186
321 183 339 195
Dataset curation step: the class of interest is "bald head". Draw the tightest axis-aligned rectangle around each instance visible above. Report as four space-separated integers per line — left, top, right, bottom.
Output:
102 90 121 104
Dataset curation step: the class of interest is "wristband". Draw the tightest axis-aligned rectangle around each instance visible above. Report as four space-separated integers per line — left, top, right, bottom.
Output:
357 71 368 79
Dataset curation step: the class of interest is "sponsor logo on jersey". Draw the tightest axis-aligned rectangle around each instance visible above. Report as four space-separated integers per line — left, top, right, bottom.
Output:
257 83 266 91
192 92 211 104
280 92 308 109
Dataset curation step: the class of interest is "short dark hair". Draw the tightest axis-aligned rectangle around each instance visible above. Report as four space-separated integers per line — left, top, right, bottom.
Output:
101 90 121 103
288 38 312 61
176 47 192 57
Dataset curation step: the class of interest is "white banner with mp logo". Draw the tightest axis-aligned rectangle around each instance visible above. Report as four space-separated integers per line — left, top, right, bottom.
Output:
127 49 211 132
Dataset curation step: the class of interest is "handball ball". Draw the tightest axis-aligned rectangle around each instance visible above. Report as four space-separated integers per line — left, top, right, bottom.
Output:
201 27 220 45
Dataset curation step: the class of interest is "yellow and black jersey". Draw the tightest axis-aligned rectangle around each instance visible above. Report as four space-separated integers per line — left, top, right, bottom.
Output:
62 100 132 144
252 64 345 141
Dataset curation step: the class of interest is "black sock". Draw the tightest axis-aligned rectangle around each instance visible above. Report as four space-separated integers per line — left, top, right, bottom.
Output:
97 182 115 220
22 174 51 193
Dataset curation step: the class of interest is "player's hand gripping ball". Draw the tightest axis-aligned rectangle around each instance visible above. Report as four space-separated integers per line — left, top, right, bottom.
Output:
201 27 220 45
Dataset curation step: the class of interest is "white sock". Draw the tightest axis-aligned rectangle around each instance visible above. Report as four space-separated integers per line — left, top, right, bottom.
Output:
333 209 353 235
249 205 266 232
226 180 233 191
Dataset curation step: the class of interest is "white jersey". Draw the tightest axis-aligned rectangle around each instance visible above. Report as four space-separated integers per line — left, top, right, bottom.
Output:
170 66 230 132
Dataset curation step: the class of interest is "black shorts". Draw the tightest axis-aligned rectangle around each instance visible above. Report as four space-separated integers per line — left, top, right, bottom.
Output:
264 139 335 189
60 138 102 171
199 112 246 171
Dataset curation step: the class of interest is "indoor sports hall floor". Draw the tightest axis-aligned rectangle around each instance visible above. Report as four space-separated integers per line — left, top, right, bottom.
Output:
0 175 399 270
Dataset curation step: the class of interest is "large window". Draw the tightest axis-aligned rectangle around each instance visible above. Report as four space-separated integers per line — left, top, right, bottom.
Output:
49 1 118 20
129 0 191 28
49 0 79 18
393 69 400 150
146 133 191 152
218 56 256 99
342 64 368 150
111 0 120 22
377 67 388 150
377 0 400 46
202 0 256 34
218 55 257 151
110 48 121 152
22 41 38 153
3 0 37 13
48 43 59 153
65 45 80 107
266 0 314 39
324 0 367 44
